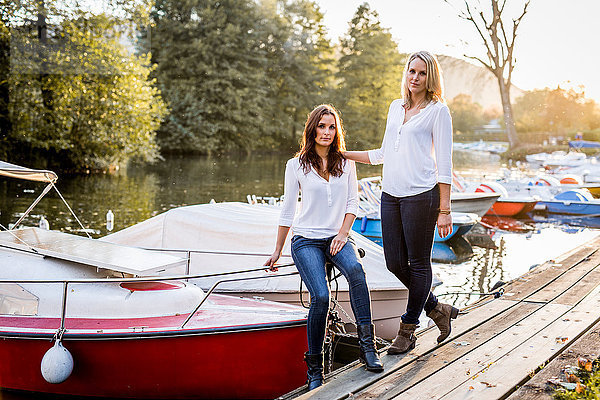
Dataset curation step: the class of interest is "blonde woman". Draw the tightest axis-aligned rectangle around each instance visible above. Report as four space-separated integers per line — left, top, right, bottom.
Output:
345 51 458 354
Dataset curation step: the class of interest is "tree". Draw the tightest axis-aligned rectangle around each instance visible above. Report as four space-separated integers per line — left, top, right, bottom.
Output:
147 0 334 154
445 0 530 149
147 0 274 154
448 94 485 134
514 87 600 135
261 0 335 150
2 0 165 171
336 3 405 149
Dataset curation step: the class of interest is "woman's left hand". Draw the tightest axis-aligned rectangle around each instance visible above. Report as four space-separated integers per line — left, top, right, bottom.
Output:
330 233 348 256
437 213 453 239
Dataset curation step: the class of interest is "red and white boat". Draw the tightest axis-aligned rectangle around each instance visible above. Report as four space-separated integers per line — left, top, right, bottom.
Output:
473 182 538 217
0 161 308 399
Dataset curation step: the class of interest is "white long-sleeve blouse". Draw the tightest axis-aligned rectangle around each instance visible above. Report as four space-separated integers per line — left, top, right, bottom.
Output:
368 99 453 197
278 157 359 239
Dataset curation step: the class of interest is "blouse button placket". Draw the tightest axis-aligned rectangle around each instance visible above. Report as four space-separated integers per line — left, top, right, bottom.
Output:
326 181 332 207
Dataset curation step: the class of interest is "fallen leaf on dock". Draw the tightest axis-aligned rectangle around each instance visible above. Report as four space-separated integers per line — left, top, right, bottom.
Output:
468 386 474 390
578 357 593 371
566 372 580 383
481 381 496 387
555 336 569 343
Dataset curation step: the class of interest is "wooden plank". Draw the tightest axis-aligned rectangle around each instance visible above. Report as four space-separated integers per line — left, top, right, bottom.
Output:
437 282 600 399
349 302 542 400
291 299 519 400
506 320 600 400
526 250 600 304
502 240 599 302
389 303 572 400
554 261 600 306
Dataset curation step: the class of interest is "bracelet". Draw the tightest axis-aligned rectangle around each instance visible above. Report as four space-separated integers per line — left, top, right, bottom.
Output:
438 209 451 215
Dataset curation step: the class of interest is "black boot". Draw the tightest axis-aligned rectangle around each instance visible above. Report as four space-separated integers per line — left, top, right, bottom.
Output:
304 352 324 391
356 324 384 372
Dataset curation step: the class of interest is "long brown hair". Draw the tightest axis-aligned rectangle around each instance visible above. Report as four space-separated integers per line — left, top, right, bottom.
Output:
296 104 347 178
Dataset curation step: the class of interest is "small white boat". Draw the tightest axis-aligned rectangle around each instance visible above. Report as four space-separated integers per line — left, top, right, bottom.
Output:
359 176 499 218
103 202 427 341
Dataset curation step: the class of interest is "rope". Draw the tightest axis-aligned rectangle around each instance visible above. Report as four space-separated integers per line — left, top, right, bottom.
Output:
51 182 92 239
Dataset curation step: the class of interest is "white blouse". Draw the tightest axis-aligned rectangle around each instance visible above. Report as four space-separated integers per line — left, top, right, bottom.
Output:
279 157 359 239
368 99 453 197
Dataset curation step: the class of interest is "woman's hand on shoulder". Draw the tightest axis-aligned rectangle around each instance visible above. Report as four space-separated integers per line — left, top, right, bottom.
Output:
264 250 281 271
330 232 348 256
437 213 453 239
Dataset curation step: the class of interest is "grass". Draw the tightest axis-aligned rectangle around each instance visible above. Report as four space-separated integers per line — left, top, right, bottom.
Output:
554 358 600 399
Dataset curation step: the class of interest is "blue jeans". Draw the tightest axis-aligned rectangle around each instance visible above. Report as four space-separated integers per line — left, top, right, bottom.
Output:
291 235 373 354
380 186 440 325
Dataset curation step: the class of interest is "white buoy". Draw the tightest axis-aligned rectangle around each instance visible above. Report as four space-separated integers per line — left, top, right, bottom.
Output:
39 216 50 230
106 209 114 231
41 340 74 384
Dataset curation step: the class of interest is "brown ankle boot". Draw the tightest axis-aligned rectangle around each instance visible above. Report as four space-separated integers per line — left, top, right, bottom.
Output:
387 322 417 355
427 302 459 343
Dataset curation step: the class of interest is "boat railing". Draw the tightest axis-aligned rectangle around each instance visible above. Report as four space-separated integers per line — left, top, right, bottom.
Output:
0 262 298 334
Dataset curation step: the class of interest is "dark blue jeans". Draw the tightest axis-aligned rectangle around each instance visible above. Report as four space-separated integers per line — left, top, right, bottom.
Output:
291 235 373 354
380 186 440 325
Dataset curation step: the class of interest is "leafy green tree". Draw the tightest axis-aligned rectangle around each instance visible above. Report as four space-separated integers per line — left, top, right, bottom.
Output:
336 3 405 149
147 0 334 154
448 94 485 134
3 1 165 171
147 0 272 154
263 0 335 150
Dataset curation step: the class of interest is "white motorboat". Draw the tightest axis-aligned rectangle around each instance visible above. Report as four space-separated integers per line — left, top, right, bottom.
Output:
103 202 429 341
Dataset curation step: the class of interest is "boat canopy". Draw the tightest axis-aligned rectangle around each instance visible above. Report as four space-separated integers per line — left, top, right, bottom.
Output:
0 161 58 183
103 202 417 291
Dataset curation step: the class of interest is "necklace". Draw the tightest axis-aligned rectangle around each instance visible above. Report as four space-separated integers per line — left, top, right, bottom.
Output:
408 98 426 111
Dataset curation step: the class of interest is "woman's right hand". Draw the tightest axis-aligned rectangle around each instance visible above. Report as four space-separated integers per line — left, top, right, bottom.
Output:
264 251 281 271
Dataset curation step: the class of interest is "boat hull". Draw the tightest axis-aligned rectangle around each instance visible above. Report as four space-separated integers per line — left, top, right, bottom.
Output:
486 200 537 217
450 193 500 217
223 288 408 342
0 323 307 399
538 200 600 216
352 216 475 243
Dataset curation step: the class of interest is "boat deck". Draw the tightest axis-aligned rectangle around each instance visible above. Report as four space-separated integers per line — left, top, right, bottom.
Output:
281 235 600 400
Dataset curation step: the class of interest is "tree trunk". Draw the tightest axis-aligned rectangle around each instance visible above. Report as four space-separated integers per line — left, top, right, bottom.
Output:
497 76 519 148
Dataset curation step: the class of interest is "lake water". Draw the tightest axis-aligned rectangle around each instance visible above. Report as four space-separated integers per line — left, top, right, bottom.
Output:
2 150 599 311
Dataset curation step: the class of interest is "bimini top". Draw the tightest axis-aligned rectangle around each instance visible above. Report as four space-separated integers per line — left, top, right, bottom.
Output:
0 161 58 183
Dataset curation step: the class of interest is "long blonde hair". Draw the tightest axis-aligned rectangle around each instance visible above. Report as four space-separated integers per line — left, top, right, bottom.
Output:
402 51 445 108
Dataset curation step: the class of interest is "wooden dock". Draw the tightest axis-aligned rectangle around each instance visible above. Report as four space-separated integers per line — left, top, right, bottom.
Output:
281 235 600 400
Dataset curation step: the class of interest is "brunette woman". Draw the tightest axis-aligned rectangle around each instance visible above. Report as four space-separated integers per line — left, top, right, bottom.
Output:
265 104 383 391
